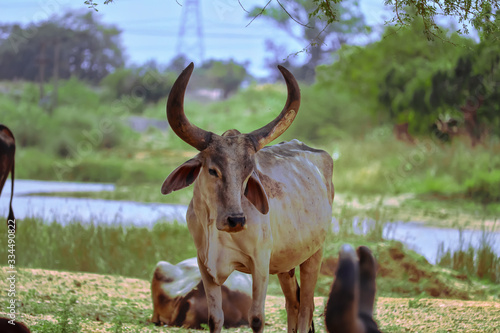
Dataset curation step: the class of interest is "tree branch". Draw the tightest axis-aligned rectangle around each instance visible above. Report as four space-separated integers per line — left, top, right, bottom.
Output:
276 0 313 29
284 23 330 61
246 0 273 27
238 0 249 13
394 0 406 26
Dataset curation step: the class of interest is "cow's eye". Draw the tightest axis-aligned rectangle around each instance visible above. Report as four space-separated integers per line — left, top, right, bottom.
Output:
208 168 218 177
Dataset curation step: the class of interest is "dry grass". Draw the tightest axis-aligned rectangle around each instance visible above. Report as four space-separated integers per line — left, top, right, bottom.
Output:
1 267 499 332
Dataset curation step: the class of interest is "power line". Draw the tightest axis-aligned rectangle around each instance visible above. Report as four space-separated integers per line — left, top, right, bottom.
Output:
126 30 268 40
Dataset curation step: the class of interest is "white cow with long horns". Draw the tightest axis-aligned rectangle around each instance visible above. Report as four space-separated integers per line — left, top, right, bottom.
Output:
161 63 334 333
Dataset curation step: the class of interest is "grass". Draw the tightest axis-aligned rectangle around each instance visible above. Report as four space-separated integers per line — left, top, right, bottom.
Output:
0 218 197 281
1 267 499 332
1 213 498 300
437 222 500 283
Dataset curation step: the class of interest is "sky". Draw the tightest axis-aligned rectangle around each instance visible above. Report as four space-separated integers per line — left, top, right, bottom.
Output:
0 0 392 77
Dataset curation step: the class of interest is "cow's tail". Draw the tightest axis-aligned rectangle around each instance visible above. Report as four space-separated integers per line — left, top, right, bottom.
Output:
7 157 15 223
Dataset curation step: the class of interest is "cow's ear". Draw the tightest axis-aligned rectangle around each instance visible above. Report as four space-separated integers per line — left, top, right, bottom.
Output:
245 171 269 214
161 158 202 195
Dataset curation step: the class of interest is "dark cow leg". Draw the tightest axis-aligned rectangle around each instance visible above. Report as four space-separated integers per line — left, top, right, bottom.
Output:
278 268 300 332
324 244 364 333
0 124 16 225
0 317 31 333
298 248 322 333
357 246 382 333
357 246 377 317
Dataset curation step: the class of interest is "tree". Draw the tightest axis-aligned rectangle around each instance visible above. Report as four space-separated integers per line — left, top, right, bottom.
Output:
374 21 474 134
249 0 366 82
272 0 499 40
167 55 191 73
0 10 124 84
303 18 477 141
194 59 250 99
101 63 175 107
429 12 500 142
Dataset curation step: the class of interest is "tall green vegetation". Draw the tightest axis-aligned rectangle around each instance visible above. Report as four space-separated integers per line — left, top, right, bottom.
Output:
437 221 500 284
314 19 473 134
429 12 500 140
0 79 131 160
3 218 197 281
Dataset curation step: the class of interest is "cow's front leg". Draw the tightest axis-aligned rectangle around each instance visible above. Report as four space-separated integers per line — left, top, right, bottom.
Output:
198 258 224 333
249 266 270 333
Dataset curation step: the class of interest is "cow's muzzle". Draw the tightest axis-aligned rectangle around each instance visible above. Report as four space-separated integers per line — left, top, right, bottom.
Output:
219 215 246 232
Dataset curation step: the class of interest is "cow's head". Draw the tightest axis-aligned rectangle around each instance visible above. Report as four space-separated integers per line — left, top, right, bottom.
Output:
161 63 300 232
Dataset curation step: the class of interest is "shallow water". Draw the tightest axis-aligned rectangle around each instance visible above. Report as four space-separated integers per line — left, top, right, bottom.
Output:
383 221 500 264
1 179 499 264
1 179 187 226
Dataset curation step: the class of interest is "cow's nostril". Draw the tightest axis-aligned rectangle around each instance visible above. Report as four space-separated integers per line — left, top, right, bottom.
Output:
227 216 246 228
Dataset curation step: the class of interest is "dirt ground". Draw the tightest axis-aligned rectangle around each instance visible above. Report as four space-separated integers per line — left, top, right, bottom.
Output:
1 267 499 332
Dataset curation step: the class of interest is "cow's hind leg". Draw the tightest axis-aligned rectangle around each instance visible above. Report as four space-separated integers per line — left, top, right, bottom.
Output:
277 268 300 332
297 248 323 333
324 244 364 333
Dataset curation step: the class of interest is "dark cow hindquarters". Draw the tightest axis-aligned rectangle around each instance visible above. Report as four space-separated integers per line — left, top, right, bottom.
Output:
325 245 382 333
0 317 31 333
0 124 15 225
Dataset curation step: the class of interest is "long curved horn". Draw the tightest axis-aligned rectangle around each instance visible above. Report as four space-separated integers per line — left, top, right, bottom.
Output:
248 65 300 151
167 62 213 151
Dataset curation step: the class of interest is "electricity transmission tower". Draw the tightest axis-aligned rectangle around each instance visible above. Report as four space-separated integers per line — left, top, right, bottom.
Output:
176 0 205 63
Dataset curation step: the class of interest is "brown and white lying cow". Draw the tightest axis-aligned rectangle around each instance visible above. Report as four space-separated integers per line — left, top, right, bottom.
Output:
161 63 334 333
0 124 15 224
151 258 252 329
325 245 382 333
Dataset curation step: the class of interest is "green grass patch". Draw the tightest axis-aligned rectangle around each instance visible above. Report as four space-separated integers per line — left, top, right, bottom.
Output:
0 218 196 281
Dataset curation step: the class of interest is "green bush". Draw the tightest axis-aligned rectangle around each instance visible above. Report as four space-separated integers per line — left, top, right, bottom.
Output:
16 148 60 180
2 82 125 155
54 158 124 183
289 84 376 142
465 169 500 203
101 67 174 106
57 77 101 110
